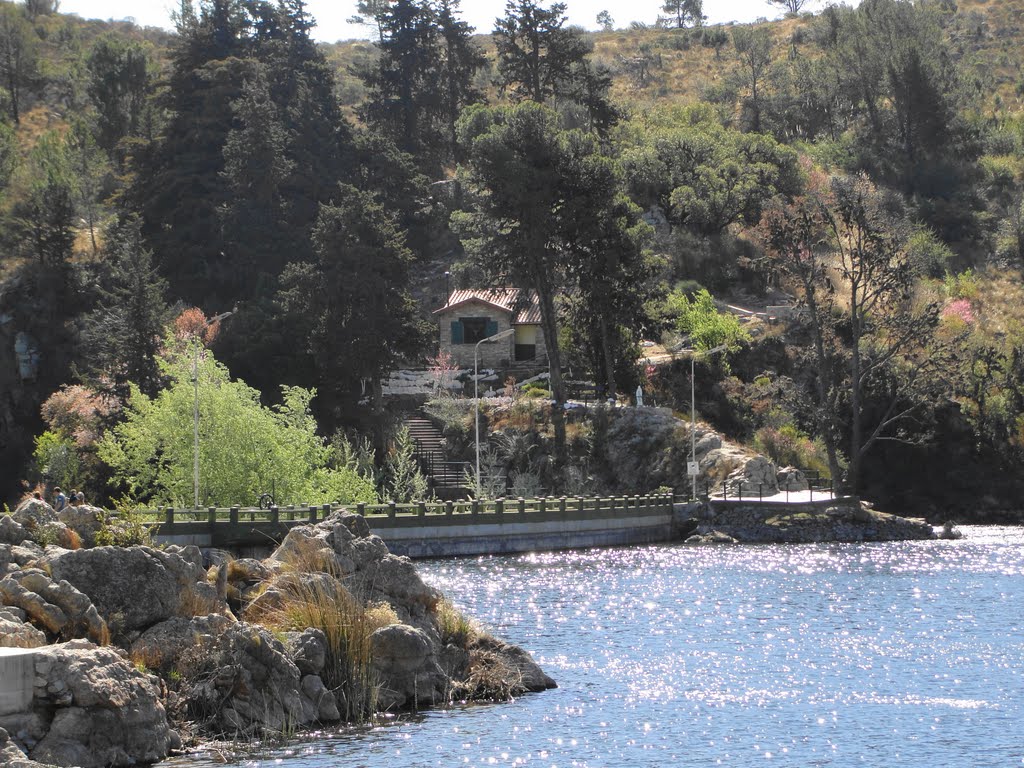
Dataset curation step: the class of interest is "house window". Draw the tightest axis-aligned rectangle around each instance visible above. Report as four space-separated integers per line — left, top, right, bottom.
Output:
452 317 497 344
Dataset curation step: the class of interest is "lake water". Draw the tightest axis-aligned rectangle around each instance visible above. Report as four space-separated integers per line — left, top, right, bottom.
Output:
170 527 1024 767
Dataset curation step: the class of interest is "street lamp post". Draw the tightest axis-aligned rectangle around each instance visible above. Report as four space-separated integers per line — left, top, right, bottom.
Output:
474 328 515 497
688 344 729 501
193 310 234 509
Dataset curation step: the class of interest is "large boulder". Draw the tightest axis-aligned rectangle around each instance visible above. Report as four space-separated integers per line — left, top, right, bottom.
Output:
270 512 440 623
129 614 234 673
56 506 104 548
0 516 29 546
43 546 212 634
11 500 56 531
370 624 447 710
7 640 175 768
724 455 778 496
182 622 335 734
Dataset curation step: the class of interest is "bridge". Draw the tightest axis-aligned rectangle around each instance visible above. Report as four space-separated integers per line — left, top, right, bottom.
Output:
150 494 678 556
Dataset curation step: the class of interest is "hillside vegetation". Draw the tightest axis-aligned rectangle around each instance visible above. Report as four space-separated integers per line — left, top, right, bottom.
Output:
2 0 1024 520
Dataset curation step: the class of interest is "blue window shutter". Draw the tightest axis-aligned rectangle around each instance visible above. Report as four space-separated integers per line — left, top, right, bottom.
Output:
451 320 464 344
486 320 498 337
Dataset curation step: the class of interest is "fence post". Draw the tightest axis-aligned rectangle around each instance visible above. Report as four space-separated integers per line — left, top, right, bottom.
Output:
495 498 504 516
559 496 566 514
518 497 526 515
577 496 585 514
322 503 331 520
356 502 365 517
722 482 728 501
388 501 397 518
471 499 479 517
418 501 427 518
229 506 239 524
539 497 546 514
446 500 454 516
207 506 216 525
759 484 762 503
164 507 174 526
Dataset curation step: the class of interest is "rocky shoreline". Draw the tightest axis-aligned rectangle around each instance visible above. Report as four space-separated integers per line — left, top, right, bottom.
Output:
679 498 936 544
0 499 555 767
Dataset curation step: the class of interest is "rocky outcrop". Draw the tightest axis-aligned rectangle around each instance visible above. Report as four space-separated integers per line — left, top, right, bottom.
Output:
0 727 48 768
42 545 220 635
0 640 176 768
0 606 46 648
11 499 56 531
183 622 338 735
371 624 447 710
0 569 108 643
0 507 555 763
681 498 935 543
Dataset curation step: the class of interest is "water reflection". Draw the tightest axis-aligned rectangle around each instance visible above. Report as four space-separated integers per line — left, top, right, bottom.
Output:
167 527 1024 767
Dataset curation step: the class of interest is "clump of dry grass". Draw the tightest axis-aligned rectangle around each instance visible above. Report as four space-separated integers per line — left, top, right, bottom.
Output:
255 535 399 721
449 640 525 703
435 598 480 649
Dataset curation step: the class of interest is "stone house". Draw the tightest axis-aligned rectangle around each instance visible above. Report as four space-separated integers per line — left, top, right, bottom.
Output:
434 288 547 369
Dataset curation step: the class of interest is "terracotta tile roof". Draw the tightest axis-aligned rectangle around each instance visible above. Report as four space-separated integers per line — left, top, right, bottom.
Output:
435 288 542 325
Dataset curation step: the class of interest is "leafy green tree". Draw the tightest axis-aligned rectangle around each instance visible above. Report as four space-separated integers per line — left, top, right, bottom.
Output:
19 131 75 269
619 114 801 235
0 2 38 124
665 287 749 352
456 102 639 448
661 0 704 29
494 0 582 103
383 426 429 501
98 341 377 507
596 10 613 31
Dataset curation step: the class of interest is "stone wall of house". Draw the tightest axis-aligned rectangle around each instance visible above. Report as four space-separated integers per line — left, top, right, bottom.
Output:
438 308 514 368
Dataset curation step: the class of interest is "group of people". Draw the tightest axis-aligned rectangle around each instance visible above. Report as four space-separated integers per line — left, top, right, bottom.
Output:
51 486 85 512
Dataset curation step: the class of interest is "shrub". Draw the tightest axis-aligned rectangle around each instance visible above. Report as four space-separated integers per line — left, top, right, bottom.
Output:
753 424 830 476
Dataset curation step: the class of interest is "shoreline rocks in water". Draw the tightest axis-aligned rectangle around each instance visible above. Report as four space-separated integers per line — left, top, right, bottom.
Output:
0 497 556 767
681 498 936 544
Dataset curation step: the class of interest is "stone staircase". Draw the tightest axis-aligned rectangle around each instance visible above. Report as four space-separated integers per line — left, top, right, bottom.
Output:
403 412 469 494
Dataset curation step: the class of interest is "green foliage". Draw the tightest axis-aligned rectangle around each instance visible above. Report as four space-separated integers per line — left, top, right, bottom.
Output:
94 495 156 547
33 430 81 490
619 115 801 235
665 287 749 352
278 184 427 416
85 34 152 157
383 426 429 502
97 340 377 507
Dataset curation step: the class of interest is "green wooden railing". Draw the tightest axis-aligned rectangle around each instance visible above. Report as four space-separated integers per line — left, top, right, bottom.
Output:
147 493 676 534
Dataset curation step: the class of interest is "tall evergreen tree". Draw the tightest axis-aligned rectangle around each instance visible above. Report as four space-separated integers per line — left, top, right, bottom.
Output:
493 0 617 135
85 35 152 161
277 185 427 422
82 219 169 399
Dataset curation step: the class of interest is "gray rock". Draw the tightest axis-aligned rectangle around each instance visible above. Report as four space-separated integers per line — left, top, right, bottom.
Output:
130 614 233 672
0 607 46 648
25 640 174 768
184 622 305 735
56 506 104 548
299 674 340 722
370 624 446 709
286 628 327 675
0 727 48 768
0 516 29 546
1 569 107 643
44 546 209 633
12 500 56 531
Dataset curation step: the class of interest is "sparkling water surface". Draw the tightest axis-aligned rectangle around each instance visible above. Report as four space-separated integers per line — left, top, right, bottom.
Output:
168 527 1024 767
